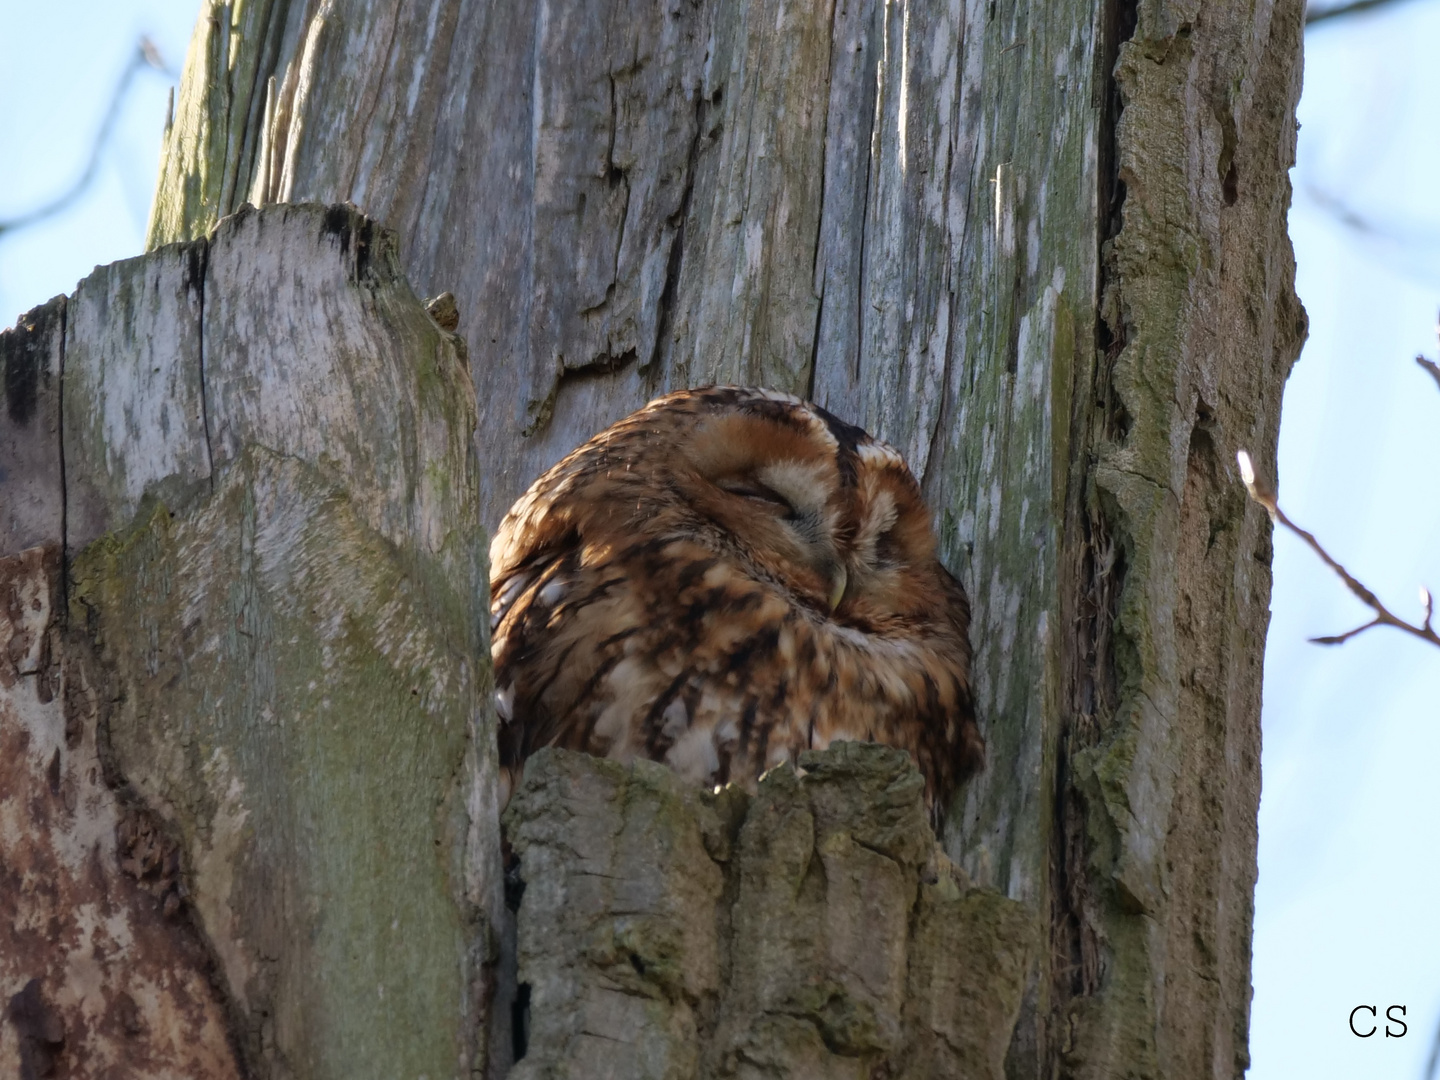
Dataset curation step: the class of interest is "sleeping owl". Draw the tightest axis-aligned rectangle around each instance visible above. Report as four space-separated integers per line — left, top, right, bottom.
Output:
489 386 983 819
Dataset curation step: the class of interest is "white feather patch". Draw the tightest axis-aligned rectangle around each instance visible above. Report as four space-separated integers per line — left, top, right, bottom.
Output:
855 440 905 468
660 697 689 740
665 723 721 784
757 460 832 513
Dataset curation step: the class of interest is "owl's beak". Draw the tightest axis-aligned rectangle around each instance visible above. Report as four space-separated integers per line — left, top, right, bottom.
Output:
828 565 848 612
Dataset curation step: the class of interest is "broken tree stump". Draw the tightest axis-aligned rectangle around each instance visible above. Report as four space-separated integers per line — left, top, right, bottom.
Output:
1 203 499 1079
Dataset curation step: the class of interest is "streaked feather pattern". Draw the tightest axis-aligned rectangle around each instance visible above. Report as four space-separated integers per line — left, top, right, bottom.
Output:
490 386 983 819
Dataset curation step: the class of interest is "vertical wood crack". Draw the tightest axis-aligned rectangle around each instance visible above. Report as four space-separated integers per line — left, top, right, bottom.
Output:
855 0 886 385
1049 0 1138 1073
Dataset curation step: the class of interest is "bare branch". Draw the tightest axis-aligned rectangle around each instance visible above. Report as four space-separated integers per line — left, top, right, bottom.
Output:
0 38 175 239
1415 316 1440 394
1417 355 1440 394
1309 619 1383 646
1236 450 1440 650
1300 185 1440 253
1306 0 1427 27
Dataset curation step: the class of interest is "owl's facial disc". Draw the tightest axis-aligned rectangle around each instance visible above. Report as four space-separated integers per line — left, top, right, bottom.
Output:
751 459 849 607
683 413 848 612
713 461 845 599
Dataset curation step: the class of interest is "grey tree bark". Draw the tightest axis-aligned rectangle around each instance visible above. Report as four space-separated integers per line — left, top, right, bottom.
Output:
2 205 494 1078
1 0 1305 1077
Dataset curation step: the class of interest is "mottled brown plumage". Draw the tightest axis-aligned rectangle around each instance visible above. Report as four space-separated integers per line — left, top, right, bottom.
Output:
490 386 983 818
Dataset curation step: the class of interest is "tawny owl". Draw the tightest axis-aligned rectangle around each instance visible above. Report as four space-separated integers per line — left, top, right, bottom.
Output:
489 386 983 817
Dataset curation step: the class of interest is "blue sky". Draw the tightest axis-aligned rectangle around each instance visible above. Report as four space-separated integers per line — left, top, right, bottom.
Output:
2 2 1437 1076
1252 5 1440 1078
0 0 194 323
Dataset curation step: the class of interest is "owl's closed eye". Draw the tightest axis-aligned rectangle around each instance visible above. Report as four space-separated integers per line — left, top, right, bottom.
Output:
489 386 983 822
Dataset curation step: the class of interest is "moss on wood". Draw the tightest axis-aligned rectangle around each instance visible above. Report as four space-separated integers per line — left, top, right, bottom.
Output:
505 743 1034 1080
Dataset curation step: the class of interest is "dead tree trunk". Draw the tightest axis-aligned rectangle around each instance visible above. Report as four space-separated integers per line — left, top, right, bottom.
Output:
1 205 496 1078
2 0 1305 1076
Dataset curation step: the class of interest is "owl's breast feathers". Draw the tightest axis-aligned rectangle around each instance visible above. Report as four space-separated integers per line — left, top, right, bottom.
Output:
490 387 984 818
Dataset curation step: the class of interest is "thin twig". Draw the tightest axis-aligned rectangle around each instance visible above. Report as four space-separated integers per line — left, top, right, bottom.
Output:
0 38 175 239
1417 355 1440 394
1236 450 1440 650
1306 0 1426 27
1301 185 1440 252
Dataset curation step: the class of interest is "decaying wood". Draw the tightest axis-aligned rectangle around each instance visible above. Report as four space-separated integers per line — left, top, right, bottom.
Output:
5 0 1308 1074
1 203 497 1078
1 544 243 1080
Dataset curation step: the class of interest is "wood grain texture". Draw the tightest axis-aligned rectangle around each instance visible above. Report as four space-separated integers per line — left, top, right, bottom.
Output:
203 204 481 588
144 1 1306 1075
63 241 211 550
2 204 497 1079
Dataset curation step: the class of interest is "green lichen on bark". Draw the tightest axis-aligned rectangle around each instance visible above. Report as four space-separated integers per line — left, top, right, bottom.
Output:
51 203 498 1079
505 743 1035 1080
147 0 275 248
136 0 1306 1073
69 453 479 1078
1053 3 1307 1078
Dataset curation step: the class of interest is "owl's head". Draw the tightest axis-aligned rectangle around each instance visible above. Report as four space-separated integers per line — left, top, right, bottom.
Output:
644 387 961 635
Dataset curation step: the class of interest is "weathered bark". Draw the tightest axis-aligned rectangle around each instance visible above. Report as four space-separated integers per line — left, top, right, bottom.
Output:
506 744 1033 1080
5 0 1307 1076
2 543 244 1080
1 204 496 1078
